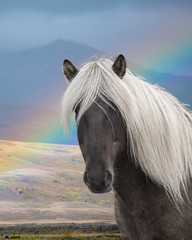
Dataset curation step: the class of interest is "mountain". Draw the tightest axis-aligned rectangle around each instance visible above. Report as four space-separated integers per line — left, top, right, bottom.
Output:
0 40 191 109
0 39 102 109
0 104 78 144
134 68 192 109
0 39 191 144
124 61 192 108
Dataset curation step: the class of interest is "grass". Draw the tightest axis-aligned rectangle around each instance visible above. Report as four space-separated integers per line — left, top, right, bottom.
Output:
0 223 122 240
2 236 121 240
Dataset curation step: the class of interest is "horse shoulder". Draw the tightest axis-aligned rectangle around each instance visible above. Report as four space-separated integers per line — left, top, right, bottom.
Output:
113 154 192 240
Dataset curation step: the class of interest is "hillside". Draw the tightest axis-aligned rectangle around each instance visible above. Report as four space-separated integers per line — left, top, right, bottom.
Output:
0 104 77 144
0 40 191 145
138 70 192 109
0 40 102 109
0 140 114 224
0 39 191 109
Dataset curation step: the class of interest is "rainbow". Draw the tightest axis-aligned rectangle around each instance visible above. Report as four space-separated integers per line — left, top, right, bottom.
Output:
63 34 191 144
1 33 191 146
130 26 192 77
34 119 78 145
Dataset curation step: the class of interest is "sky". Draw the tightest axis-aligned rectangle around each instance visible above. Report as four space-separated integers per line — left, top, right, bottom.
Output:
0 0 191 75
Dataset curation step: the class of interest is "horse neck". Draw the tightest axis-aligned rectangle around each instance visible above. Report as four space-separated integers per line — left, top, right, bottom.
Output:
113 146 150 200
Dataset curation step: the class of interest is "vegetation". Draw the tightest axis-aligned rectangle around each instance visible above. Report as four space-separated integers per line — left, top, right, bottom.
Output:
0 223 121 240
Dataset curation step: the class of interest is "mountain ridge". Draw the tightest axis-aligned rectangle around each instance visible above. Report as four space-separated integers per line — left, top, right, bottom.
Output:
0 39 191 144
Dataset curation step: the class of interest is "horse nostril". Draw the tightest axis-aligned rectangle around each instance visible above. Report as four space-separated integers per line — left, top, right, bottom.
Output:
84 170 112 191
83 172 90 187
104 170 112 186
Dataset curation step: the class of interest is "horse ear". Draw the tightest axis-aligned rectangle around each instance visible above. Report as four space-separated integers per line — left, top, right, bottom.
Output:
62 59 79 82
112 54 126 79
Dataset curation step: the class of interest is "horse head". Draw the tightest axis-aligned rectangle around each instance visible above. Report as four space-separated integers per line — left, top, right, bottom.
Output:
63 55 127 193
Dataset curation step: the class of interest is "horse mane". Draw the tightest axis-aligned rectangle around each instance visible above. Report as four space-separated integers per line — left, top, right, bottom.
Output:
61 57 192 204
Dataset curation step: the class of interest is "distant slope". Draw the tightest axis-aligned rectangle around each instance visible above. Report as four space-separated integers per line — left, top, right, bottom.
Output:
0 140 114 224
0 39 191 109
0 104 78 144
134 68 192 109
0 40 191 144
0 40 102 109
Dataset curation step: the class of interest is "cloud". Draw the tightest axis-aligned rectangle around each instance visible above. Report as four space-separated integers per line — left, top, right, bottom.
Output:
0 0 191 16
0 5 191 53
0 0 191 76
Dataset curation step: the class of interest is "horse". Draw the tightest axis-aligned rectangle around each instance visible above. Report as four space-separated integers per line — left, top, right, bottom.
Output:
61 54 192 240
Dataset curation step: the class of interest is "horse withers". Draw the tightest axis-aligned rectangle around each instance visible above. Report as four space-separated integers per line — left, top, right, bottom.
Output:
61 55 192 240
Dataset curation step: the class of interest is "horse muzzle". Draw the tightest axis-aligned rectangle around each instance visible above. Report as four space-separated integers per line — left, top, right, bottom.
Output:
83 170 113 193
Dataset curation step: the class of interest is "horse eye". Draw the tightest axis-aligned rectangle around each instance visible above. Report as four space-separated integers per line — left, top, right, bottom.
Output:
74 108 79 115
74 104 80 115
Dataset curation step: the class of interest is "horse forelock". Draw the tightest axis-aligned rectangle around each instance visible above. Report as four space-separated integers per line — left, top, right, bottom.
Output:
61 57 192 204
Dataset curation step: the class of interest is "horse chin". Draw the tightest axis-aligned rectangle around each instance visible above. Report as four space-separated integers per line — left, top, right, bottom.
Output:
88 186 112 194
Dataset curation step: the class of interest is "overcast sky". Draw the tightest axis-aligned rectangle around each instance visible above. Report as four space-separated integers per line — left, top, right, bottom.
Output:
0 0 191 75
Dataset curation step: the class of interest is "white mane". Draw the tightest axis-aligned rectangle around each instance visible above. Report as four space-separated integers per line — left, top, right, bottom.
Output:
61 58 192 203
